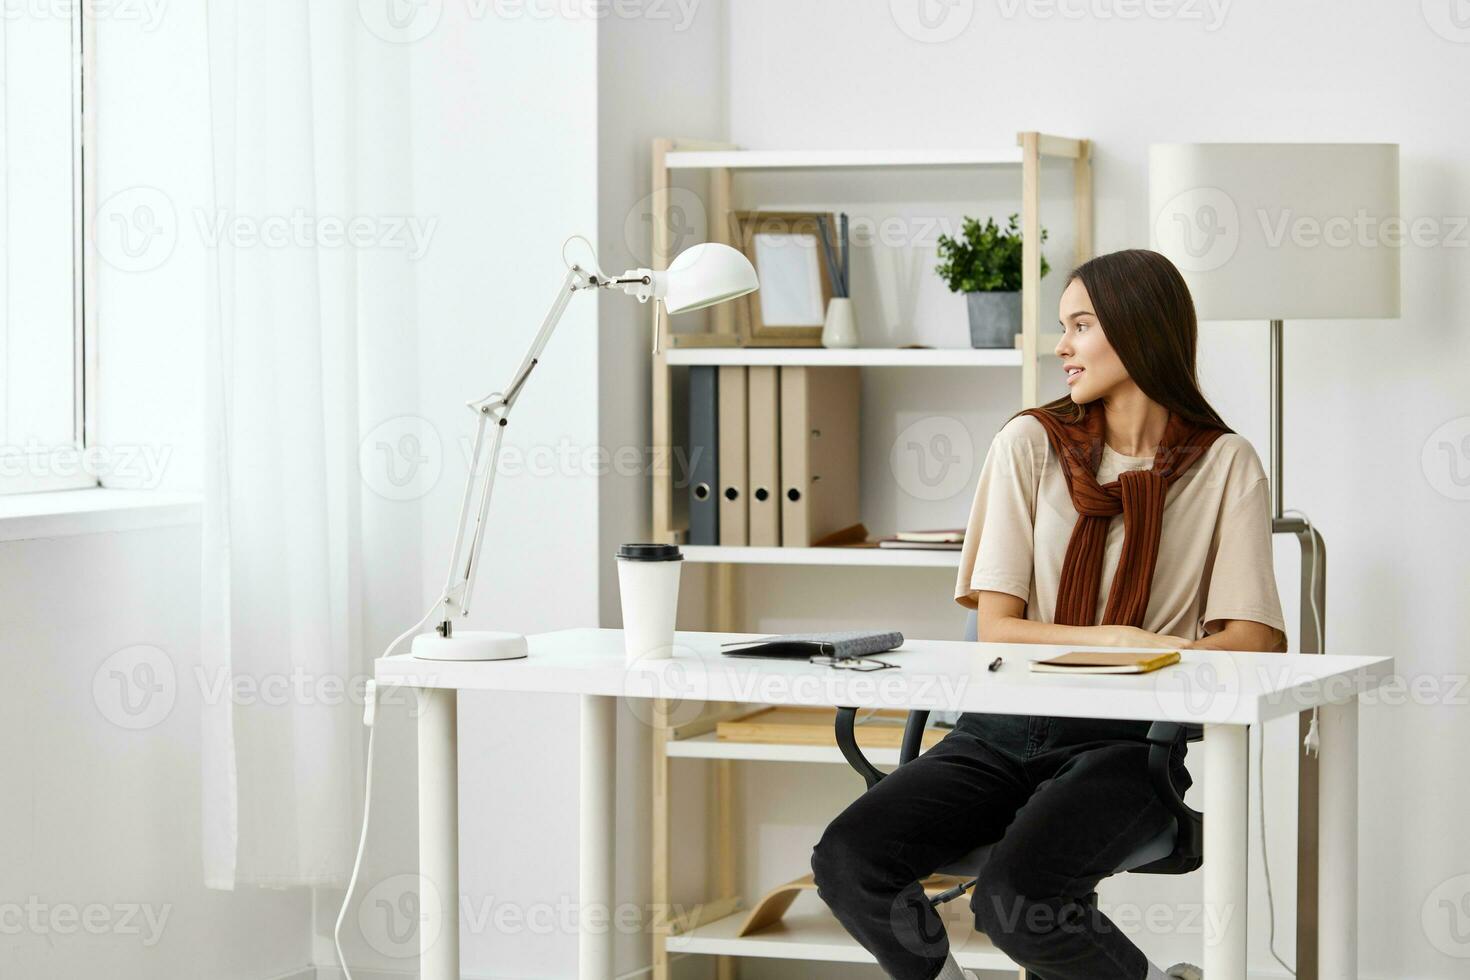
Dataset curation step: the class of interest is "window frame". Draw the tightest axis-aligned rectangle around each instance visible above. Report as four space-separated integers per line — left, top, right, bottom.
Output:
0 4 97 496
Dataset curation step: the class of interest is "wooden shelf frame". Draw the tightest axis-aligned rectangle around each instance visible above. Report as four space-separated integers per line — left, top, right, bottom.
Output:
646 132 1094 980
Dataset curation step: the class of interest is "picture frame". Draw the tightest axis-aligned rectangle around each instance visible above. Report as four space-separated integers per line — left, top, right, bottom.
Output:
730 210 834 347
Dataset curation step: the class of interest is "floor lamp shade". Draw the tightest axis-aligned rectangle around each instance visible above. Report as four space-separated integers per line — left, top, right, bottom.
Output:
1149 143 1400 320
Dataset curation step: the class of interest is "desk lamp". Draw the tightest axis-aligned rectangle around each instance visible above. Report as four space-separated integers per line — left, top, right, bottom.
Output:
411 239 757 662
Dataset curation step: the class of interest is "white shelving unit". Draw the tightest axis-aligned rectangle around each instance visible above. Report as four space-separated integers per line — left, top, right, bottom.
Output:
646 133 1092 980
664 147 1025 170
660 728 1020 972
664 346 1022 367
669 909 1015 972
665 731 909 766
681 545 960 569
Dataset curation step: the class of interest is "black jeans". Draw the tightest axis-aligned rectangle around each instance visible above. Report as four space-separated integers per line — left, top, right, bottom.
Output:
810 712 1191 980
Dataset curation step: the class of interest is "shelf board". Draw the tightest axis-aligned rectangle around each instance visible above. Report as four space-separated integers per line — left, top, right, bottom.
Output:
665 731 910 765
664 347 1021 368
681 545 961 568
668 907 1016 971
665 148 1024 171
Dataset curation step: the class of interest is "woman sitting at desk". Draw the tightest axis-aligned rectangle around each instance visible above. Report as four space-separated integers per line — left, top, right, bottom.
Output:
811 249 1287 980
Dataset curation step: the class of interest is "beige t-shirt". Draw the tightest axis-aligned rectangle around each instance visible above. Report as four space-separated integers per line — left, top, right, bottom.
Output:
953 414 1287 642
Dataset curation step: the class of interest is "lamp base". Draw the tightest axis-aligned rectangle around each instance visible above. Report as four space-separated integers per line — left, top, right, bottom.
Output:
412 630 528 662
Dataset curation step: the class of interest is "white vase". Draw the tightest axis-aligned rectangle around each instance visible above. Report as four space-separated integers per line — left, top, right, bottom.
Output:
821 297 859 348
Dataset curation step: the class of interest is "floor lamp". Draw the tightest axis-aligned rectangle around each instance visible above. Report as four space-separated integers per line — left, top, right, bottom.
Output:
1150 142 1400 979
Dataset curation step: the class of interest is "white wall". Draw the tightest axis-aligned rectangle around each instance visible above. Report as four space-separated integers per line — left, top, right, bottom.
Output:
720 2 1470 978
0 524 311 980
330 5 729 979
596 6 731 979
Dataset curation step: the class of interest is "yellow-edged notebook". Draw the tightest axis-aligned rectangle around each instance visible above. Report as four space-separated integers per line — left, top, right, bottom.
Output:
1029 650 1181 675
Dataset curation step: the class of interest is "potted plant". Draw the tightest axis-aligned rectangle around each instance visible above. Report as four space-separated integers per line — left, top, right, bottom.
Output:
935 214 1049 348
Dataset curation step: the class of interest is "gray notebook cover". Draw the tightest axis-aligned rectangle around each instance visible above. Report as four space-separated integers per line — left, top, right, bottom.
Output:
719 630 904 659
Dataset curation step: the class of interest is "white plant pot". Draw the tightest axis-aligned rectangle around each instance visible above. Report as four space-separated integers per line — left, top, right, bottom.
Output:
821 297 859 348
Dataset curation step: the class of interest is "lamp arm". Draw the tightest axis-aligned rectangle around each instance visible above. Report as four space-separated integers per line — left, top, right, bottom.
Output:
435 264 601 634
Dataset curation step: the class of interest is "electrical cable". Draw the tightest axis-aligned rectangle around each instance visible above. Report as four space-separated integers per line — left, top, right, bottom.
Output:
1255 506 1323 978
1284 508 1324 756
333 600 444 980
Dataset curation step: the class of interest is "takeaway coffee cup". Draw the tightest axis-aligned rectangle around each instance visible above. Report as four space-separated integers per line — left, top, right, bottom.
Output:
615 543 684 663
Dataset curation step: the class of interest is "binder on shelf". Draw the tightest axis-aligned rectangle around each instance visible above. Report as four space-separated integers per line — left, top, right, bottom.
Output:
746 365 781 547
779 365 860 547
688 366 720 545
718 366 749 546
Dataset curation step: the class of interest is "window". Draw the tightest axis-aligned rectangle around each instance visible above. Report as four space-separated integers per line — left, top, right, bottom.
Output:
0 5 92 494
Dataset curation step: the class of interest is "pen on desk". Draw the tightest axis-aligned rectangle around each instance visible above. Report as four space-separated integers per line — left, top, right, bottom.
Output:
988 656 1003 672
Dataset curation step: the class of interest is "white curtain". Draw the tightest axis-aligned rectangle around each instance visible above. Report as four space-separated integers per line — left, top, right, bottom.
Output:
201 0 421 889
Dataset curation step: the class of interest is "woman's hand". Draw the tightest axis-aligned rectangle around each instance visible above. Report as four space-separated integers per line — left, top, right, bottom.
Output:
1107 625 1192 649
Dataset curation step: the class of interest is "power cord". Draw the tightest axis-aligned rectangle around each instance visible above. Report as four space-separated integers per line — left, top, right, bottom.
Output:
333 601 444 980
1256 507 1324 978
1285 508 1325 758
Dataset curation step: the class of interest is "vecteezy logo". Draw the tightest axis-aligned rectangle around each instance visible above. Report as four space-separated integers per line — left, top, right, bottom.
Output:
1423 872 1470 956
359 415 443 501
890 416 973 502
1152 187 1239 273
360 873 444 959
890 0 975 43
95 187 179 273
1422 0 1470 43
624 187 709 269
1151 650 1242 723
620 645 711 732
93 645 177 730
1423 416 1470 501
358 0 443 44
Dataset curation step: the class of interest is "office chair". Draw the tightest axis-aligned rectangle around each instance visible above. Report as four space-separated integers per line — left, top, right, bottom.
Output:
832 609 1203 911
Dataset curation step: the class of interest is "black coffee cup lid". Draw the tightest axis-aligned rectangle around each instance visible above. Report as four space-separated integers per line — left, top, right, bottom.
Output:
616 542 683 562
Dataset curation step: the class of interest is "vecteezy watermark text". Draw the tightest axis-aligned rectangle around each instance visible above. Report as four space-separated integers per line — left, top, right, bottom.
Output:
1 0 167 30
193 209 437 261
0 898 171 947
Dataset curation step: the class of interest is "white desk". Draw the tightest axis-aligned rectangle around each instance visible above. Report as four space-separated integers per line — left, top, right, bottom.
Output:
376 628 1393 980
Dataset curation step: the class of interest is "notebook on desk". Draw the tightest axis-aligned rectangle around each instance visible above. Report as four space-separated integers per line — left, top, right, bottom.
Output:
1029 650 1181 674
719 630 904 659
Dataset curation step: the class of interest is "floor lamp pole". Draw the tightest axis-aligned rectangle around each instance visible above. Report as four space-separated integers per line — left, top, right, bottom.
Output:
1269 317 1328 980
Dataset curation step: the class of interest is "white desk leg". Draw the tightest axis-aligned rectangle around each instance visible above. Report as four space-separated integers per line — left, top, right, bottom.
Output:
580 694 616 980
1318 699 1359 980
1203 723 1249 979
418 687 460 980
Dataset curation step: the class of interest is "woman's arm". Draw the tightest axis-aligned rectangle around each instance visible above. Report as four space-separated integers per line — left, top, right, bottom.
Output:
975 591 1193 649
1190 619 1287 652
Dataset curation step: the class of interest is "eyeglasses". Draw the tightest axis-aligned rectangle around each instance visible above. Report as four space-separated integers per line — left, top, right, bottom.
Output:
808 654 898 671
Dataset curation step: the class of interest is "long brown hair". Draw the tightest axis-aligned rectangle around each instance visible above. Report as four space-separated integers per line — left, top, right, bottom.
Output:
1015 248 1230 432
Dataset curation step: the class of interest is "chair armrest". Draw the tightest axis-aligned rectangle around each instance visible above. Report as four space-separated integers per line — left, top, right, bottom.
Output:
835 707 886 789
1144 721 1201 823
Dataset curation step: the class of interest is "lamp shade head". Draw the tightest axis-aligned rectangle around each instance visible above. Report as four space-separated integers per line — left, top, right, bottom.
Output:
661 242 759 315
1149 142 1400 320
